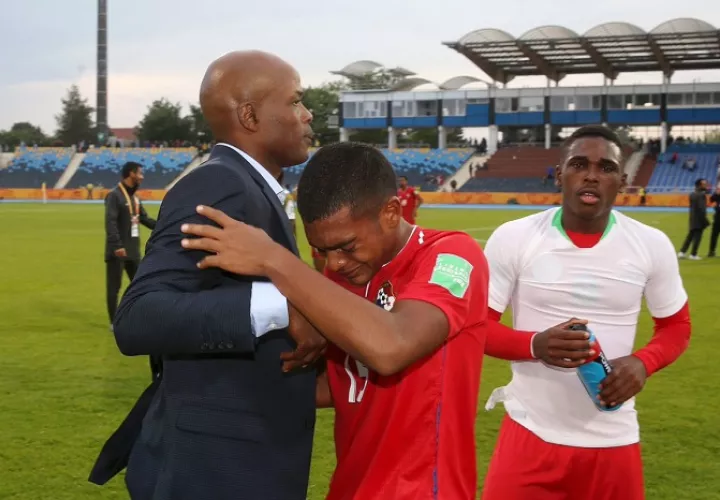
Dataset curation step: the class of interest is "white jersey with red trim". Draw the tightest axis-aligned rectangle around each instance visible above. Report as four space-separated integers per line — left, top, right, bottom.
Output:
483 207 687 447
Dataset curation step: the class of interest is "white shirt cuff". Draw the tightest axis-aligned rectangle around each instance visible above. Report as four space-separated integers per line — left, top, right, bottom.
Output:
530 332 539 359
250 282 289 337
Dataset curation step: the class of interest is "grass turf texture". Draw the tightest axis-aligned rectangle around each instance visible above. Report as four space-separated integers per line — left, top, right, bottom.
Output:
0 203 717 499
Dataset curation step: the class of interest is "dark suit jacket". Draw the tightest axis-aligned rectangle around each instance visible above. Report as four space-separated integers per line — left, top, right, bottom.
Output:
104 184 156 262
99 146 316 500
711 193 720 219
689 190 710 230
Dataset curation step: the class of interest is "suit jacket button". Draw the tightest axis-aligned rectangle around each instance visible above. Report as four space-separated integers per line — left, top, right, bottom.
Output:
225 341 234 349
218 342 226 350
201 342 209 351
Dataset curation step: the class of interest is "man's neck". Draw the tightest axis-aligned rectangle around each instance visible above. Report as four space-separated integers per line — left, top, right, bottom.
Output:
121 179 135 190
389 222 415 260
219 139 282 180
561 207 610 234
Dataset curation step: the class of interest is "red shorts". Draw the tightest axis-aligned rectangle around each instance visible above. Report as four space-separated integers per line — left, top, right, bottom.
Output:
482 415 644 500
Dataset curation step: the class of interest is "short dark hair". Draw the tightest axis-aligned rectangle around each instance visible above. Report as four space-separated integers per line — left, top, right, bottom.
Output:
297 142 397 223
563 125 623 151
398 175 408 181
121 161 142 178
695 178 706 188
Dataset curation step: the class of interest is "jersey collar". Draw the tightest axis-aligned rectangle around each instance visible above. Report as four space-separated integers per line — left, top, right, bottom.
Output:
552 207 616 242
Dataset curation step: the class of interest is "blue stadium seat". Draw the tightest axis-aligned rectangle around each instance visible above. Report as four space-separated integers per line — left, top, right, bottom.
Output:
460 177 558 193
666 143 720 154
70 147 197 189
646 152 720 193
0 147 73 188
282 148 474 191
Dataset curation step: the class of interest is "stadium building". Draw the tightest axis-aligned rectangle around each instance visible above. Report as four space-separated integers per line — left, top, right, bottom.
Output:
1 17 719 204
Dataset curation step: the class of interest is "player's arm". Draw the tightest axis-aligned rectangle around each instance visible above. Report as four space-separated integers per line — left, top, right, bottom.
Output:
104 193 123 252
263 236 483 376
238 234 484 377
634 232 691 376
481 225 534 359
599 231 691 407
482 224 592 366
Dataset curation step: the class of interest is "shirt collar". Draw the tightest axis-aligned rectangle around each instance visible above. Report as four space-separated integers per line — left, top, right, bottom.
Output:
217 143 285 202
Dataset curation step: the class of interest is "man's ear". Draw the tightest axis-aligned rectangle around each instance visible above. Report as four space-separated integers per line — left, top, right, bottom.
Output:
236 102 259 132
381 197 403 230
554 165 562 188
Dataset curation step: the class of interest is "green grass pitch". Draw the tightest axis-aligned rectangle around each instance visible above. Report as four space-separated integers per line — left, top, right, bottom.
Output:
0 203 718 499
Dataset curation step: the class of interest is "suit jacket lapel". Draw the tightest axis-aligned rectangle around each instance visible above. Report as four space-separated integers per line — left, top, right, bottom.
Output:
212 147 299 255
255 177 299 256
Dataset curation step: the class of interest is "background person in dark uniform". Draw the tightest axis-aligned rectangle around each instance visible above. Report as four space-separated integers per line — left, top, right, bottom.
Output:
678 178 709 261
104 161 156 325
708 183 720 257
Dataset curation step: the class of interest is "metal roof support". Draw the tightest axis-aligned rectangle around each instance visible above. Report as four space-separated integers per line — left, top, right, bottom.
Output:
454 45 512 84
579 39 618 80
515 41 560 81
647 36 674 78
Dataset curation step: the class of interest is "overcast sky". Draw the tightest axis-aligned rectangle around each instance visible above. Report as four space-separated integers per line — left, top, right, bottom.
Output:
1 0 718 133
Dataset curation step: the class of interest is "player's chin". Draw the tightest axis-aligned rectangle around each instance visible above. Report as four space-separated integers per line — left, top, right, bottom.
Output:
345 269 371 287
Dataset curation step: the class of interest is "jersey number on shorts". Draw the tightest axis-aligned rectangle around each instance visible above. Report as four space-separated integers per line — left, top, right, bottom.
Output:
344 355 369 403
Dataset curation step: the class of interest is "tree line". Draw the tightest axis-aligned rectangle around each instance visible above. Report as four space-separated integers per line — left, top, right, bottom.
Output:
0 69 473 149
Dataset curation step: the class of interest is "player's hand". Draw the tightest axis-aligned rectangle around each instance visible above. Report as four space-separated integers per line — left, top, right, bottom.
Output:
598 355 647 408
532 318 594 368
114 248 127 258
280 305 327 372
180 205 282 276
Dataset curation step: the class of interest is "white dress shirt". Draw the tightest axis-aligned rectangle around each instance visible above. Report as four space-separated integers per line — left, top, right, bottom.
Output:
217 143 290 337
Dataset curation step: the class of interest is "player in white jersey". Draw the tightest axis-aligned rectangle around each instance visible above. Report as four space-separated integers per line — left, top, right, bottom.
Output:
482 126 692 500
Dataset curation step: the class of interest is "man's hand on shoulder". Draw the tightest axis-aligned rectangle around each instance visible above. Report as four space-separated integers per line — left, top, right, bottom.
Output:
281 305 327 372
532 318 595 368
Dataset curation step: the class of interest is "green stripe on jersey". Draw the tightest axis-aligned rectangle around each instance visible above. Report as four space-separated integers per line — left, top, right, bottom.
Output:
552 208 616 242
429 253 473 299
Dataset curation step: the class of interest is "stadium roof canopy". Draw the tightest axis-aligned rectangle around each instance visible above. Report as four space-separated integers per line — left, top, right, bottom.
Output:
443 18 720 84
330 60 416 79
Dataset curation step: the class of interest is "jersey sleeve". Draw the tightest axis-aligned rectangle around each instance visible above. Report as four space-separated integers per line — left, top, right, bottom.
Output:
483 222 519 314
644 229 689 318
396 234 488 338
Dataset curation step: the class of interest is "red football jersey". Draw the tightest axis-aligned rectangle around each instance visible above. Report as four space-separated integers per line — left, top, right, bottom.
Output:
324 227 489 500
397 187 418 224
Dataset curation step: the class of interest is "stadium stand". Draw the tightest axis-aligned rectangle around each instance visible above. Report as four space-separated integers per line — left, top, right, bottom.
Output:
69 147 197 189
646 149 720 193
460 144 639 192
0 147 73 188
460 146 560 192
283 148 474 191
632 155 658 188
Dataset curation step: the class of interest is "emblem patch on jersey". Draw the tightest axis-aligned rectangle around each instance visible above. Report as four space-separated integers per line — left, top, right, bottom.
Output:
375 281 396 311
429 253 473 298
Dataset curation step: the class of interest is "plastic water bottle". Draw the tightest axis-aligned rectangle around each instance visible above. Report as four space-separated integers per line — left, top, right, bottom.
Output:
570 324 622 412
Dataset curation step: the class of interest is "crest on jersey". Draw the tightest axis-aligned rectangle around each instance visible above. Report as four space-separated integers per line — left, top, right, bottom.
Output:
375 281 396 311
